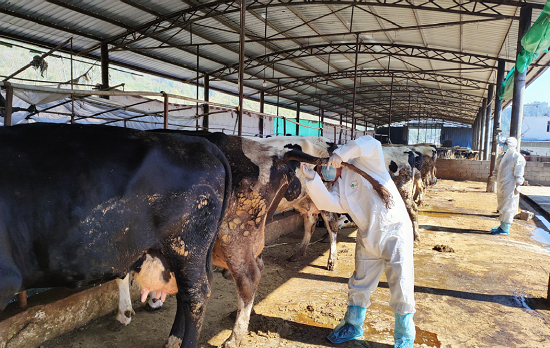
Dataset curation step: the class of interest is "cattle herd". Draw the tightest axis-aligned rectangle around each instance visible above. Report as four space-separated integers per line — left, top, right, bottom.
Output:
0 123 437 348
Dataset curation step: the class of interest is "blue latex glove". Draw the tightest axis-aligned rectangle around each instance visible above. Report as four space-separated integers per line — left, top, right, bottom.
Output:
327 306 366 344
394 313 415 348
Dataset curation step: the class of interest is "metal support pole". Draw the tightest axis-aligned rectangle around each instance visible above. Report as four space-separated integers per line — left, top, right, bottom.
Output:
510 4 533 149
388 74 394 144
196 45 200 131
283 117 287 135
163 92 169 129
101 43 109 90
296 101 300 136
480 100 487 160
339 113 343 144
259 90 264 137
334 125 337 143
484 85 494 161
320 109 324 137
4 81 13 126
351 35 360 140
203 74 210 131
237 0 246 137
487 59 506 192
476 107 483 153
474 110 478 151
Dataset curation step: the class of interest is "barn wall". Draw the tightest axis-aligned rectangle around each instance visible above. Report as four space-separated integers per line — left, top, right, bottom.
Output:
436 159 550 185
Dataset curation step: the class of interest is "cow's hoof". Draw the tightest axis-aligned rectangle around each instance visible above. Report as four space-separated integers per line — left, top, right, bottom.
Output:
222 269 233 280
109 320 126 332
287 253 304 262
115 309 134 326
222 337 239 348
165 336 183 348
326 260 335 271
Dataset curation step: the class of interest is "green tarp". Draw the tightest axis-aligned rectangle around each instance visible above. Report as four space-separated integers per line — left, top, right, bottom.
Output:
498 0 550 100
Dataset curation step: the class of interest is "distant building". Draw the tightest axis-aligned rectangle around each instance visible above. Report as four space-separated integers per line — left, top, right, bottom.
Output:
522 114 550 141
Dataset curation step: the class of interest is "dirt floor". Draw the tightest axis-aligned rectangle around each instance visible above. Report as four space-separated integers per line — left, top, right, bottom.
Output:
40 179 550 348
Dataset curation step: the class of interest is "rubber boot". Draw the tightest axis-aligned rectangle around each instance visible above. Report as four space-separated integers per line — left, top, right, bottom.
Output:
327 306 366 344
394 313 415 348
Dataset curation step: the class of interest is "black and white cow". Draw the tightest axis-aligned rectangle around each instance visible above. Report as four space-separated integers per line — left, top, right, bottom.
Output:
118 130 300 348
0 124 231 348
249 136 340 270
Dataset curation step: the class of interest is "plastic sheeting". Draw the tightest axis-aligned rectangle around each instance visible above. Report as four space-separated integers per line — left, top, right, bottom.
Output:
3 92 197 131
499 0 550 100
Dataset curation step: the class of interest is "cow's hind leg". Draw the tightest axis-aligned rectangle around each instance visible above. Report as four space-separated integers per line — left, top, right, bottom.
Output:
165 264 212 348
320 211 338 271
288 213 319 262
223 252 264 348
0 262 22 312
115 274 135 325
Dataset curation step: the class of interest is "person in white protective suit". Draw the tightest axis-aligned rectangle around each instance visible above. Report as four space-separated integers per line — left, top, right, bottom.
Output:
490 137 526 235
300 135 415 348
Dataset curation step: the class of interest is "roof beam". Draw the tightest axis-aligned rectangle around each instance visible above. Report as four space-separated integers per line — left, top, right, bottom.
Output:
88 0 542 54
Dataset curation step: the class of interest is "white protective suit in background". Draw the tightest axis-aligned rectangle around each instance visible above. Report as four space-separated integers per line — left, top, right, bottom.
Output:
304 135 415 315
494 137 526 224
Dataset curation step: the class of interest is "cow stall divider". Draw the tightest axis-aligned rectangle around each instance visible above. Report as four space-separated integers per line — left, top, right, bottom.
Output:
0 81 361 142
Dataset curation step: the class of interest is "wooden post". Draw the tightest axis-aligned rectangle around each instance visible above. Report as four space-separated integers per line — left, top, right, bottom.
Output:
18 292 27 308
4 81 13 126
510 4 533 149
163 92 169 129
101 42 109 100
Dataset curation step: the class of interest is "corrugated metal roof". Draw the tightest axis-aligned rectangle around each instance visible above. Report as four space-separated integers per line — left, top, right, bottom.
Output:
0 0 548 127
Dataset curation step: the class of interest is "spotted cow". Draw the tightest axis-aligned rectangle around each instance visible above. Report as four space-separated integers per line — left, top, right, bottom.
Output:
118 130 300 348
249 136 340 270
0 123 231 348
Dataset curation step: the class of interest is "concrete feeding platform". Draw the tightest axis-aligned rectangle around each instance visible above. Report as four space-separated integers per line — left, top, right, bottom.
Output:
521 186 550 222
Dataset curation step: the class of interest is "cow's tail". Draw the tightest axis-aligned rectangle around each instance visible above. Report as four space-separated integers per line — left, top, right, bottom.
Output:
284 149 394 209
207 143 232 274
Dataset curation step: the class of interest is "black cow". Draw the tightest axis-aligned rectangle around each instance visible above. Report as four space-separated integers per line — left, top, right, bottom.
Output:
0 123 231 348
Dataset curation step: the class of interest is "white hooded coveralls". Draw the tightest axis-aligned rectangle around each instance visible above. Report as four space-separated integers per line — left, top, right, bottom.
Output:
305 135 415 315
494 138 526 224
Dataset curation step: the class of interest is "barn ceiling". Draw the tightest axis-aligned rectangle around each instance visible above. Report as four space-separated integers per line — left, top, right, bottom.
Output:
0 0 549 127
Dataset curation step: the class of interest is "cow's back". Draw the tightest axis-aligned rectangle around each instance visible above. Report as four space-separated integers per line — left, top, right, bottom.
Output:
0 123 229 291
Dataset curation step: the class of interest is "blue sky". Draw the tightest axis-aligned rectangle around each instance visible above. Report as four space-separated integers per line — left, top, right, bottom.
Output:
525 68 550 104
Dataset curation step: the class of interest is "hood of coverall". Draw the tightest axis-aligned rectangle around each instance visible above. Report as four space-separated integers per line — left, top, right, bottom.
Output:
506 137 518 150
